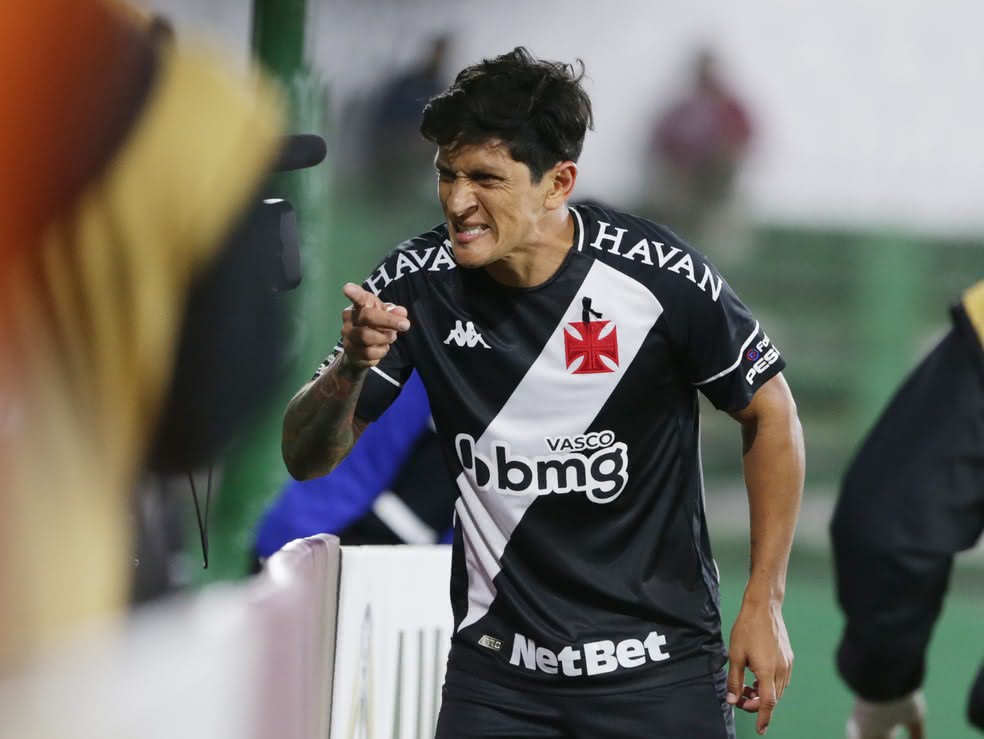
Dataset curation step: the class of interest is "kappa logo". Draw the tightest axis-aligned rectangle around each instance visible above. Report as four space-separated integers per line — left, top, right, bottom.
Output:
564 297 619 374
444 320 490 348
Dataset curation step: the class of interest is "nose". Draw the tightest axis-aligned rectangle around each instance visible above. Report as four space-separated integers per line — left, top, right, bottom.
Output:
445 177 477 218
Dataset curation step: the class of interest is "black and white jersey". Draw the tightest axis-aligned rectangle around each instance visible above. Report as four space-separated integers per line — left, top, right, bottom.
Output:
319 203 785 693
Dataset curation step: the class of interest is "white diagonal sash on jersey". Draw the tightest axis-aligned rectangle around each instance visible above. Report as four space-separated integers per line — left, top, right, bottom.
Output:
455 260 664 631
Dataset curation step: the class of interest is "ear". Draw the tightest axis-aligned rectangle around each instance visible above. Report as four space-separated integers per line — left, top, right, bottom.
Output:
543 161 577 210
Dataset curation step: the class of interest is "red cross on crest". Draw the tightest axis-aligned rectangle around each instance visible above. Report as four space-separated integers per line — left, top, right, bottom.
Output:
564 320 619 374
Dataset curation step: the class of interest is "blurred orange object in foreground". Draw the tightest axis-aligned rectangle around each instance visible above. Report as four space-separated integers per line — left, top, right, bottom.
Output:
0 0 284 671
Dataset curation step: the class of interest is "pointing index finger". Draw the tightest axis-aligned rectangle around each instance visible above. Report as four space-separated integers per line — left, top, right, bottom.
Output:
756 677 777 735
342 283 411 332
343 282 374 309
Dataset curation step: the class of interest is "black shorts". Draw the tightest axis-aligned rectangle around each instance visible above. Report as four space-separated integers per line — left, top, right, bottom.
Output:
435 668 736 739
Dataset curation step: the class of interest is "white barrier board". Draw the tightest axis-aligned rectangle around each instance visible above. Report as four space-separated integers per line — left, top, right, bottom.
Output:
0 586 259 739
330 546 452 739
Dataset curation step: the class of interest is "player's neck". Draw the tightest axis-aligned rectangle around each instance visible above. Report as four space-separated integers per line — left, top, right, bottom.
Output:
484 209 575 289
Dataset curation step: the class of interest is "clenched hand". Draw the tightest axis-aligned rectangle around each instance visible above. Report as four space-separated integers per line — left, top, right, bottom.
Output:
341 282 410 368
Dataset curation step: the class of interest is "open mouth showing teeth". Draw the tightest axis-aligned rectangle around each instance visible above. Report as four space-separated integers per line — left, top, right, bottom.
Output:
457 225 488 236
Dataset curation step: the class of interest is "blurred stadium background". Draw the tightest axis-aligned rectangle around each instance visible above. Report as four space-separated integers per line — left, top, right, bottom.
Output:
8 0 982 736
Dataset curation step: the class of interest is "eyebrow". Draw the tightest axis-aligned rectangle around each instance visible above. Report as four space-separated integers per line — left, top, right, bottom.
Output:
468 169 505 181
434 163 505 181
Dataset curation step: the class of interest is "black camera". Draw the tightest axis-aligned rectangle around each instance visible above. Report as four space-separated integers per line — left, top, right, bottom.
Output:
257 196 301 292
260 133 328 292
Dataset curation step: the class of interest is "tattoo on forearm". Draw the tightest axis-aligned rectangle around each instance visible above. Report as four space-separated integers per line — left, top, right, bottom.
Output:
282 354 367 477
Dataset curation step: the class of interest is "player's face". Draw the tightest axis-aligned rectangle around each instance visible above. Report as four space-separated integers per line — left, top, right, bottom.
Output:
436 140 554 270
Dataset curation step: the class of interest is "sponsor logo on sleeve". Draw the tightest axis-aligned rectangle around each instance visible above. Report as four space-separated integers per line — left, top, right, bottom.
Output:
745 334 781 384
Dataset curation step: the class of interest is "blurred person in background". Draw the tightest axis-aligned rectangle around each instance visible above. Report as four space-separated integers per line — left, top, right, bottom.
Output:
831 281 984 738
366 34 451 205
332 35 451 299
253 370 455 564
283 47 804 737
0 0 287 670
649 47 754 266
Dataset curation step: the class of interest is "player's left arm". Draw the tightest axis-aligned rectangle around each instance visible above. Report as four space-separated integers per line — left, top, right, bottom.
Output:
726 372 805 736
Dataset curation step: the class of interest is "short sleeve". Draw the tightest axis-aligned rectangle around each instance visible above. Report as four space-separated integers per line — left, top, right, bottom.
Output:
670 268 785 412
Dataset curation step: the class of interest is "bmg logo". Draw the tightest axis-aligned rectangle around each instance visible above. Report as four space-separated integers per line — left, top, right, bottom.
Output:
455 433 629 504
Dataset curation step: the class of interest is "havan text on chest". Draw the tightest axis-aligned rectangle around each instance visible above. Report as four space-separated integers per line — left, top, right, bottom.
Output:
589 221 723 301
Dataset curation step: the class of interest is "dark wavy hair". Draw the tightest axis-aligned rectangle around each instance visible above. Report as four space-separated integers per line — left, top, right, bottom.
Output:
420 47 594 182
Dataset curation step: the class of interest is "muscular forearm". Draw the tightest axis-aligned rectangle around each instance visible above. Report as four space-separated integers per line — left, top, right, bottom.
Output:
725 376 803 734
738 381 805 604
281 353 368 480
282 281 410 479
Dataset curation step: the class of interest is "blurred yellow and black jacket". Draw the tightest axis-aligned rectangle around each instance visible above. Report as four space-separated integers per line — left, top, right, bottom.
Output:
0 1 283 669
959 279 984 350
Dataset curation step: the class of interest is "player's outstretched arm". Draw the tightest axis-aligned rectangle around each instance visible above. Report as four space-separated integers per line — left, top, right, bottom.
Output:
725 373 804 735
281 283 410 480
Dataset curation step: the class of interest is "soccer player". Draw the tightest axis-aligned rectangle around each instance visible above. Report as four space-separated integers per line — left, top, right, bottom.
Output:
282 47 804 738
832 281 984 738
